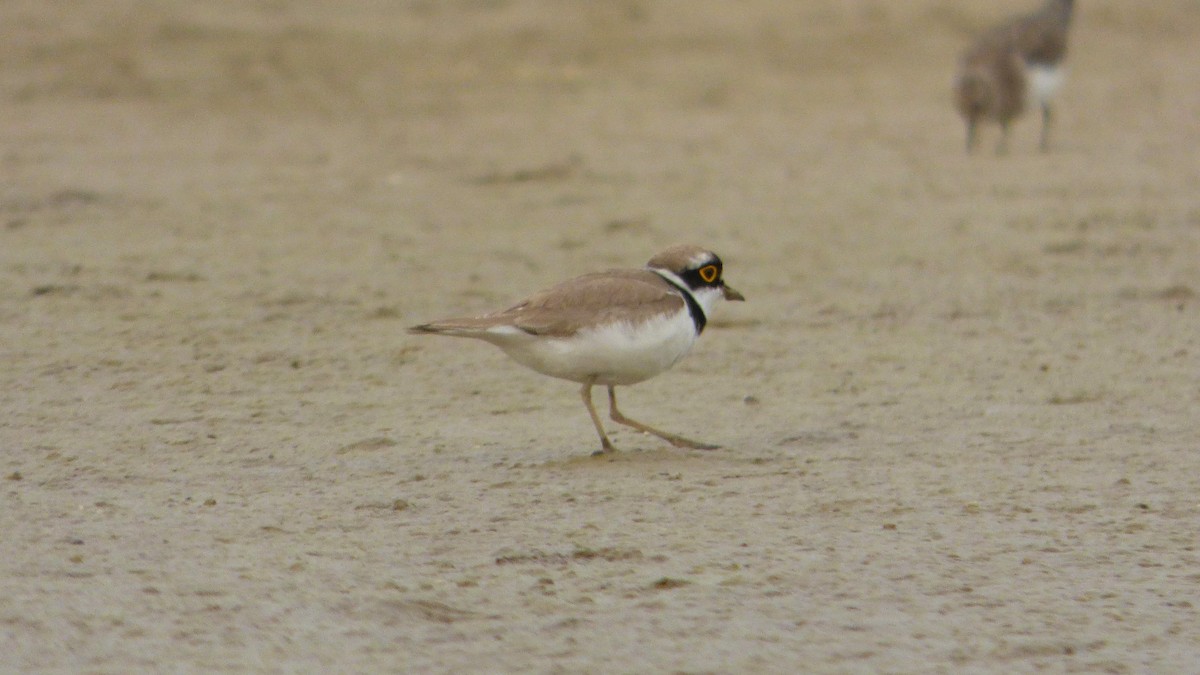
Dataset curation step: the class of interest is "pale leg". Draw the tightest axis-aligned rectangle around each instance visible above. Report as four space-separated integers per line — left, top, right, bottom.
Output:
607 386 719 450
1039 103 1053 152
580 382 616 455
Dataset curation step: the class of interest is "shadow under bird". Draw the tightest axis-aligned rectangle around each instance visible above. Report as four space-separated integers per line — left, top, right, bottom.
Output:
955 0 1075 154
409 245 745 455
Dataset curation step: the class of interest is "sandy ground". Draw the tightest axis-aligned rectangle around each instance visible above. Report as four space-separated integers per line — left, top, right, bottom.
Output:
3 0 1200 672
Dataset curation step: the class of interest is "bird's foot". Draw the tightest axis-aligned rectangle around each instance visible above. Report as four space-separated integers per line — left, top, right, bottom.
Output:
665 436 721 451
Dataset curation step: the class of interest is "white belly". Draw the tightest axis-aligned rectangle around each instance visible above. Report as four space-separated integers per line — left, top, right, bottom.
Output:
489 309 699 386
1026 64 1064 106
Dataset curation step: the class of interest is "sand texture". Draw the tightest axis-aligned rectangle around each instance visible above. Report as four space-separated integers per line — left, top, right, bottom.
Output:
3 1 1200 672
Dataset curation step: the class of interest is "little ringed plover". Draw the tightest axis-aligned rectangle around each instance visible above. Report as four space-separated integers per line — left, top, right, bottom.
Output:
409 244 744 454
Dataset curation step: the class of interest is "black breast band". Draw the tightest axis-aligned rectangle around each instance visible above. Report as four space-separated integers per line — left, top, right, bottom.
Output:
654 272 706 335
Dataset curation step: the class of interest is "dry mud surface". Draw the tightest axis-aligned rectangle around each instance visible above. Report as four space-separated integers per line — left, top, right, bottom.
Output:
3 1 1200 672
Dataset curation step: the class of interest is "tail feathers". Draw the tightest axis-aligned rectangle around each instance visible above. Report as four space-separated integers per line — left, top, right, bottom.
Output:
408 317 510 337
955 69 994 119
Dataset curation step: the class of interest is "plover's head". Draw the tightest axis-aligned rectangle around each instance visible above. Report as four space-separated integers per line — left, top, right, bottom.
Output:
646 245 745 312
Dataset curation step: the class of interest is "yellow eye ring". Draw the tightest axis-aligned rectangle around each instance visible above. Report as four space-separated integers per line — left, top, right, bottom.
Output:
698 265 719 283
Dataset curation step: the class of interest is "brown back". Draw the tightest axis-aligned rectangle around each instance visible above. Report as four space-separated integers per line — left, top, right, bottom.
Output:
411 269 686 339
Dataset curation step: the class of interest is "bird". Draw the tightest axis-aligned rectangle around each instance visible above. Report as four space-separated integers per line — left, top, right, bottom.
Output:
954 0 1075 154
409 245 745 455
